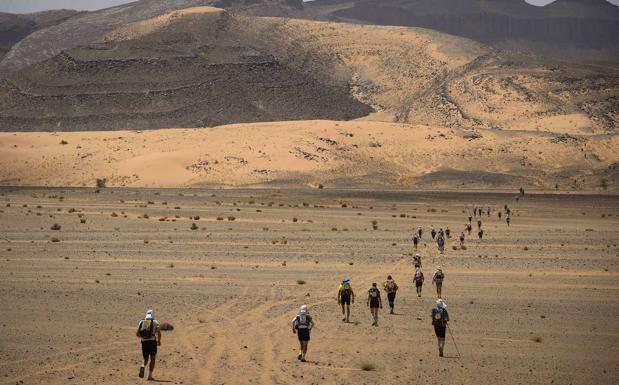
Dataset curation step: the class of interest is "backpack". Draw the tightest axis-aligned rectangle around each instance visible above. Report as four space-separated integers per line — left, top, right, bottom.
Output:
386 280 396 292
341 282 352 295
432 308 446 326
435 271 444 282
415 271 423 282
138 319 154 339
369 288 379 298
295 314 312 329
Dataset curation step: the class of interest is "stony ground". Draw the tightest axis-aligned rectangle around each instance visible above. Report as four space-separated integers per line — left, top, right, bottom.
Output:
1 187 618 385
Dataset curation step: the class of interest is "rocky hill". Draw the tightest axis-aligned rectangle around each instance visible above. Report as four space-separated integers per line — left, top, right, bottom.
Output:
306 0 619 62
0 7 616 132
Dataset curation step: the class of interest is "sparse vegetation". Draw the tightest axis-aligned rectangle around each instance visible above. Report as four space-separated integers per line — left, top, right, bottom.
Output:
529 335 542 343
50 237 60 243
297 279 306 285
51 223 61 230
360 360 376 371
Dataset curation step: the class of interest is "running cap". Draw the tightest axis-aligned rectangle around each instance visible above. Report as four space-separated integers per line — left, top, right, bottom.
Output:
415 253 420 257
300 305 308 314
145 309 154 319
342 277 350 283
436 299 447 308
437 265 442 270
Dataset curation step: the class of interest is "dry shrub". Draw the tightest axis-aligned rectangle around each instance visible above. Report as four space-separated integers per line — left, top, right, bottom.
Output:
297 280 306 285
360 360 376 371
529 335 542 343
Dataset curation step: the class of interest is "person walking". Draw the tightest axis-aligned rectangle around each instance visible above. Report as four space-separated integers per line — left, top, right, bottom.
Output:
432 266 445 298
414 267 425 297
417 226 423 239
337 278 355 323
412 234 419 250
466 222 472 235
487 207 491 217
413 253 422 269
478 227 484 239
498 211 502 220
383 275 399 314
367 283 383 326
136 309 161 380
431 299 449 357
445 227 451 239
291 305 314 362
477 218 482 229
431 226 436 240
459 232 465 247
506 215 511 226
473 207 477 217
437 235 445 254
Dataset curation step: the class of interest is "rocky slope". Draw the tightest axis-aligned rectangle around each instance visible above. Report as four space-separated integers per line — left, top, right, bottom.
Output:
307 0 619 62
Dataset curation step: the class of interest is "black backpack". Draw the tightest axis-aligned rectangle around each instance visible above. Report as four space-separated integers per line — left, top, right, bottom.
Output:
138 319 154 339
432 308 446 326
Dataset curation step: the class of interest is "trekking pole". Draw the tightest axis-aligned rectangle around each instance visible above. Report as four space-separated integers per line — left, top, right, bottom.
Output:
448 326 461 358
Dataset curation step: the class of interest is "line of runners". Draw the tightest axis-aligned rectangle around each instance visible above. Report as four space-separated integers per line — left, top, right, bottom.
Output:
135 204 515 378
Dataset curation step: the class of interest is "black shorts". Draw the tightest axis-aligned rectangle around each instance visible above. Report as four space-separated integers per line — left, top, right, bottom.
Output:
141 340 157 359
434 324 446 338
415 281 423 287
387 292 396 304
340 294 351 305
369 298 380 308
297 328 310 341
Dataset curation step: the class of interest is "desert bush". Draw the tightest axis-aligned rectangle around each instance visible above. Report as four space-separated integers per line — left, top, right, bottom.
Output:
216 216 224 221
360 360 376 371
96 178 107 188
191 223 198 230
51 223 61 230
297 280 306 285
529 335 542 343
50 237 60 243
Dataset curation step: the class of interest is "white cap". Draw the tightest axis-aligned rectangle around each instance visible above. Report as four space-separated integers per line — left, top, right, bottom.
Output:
437 265 442 270
145 309 154 319
300 305 308 314
436 299 447 308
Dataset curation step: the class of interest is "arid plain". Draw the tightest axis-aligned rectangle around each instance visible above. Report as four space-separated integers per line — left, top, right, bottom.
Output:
1 187 617 385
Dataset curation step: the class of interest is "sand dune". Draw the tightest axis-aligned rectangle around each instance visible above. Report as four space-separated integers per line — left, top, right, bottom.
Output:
1 120 616 190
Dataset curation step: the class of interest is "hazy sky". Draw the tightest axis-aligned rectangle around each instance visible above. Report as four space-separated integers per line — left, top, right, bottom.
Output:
1 0 618 13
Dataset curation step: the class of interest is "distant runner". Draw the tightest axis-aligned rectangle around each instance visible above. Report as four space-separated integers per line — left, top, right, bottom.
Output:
412 234 419 250
438 227 445 239
418 226 423 239
437 235 445 254
431 299 450 357
506 215 511 226
466 222 472 235
367 283 383 326
414 267 425 297
478 228 484 239
468 215 472 223
445 227 451 238
431 226 436 240
291 305 314 362
459 231 465 247
337 278 355 323
477 219 482 229
136 309 161 380
413 253 422 268
383 276 399 314
487 207 491 217
473 208 477 217
498 211 502 220
432 266 445 298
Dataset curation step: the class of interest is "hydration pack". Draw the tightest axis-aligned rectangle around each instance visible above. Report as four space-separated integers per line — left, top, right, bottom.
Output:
432 308 446 326
369 288 379 298
139 319 154 339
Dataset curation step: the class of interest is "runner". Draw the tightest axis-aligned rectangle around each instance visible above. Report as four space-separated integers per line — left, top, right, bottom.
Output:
367 283 383 326
459 231 465 247
337 278 355 322
473 207 477 217
478 227 484 239
383 275 399 314
414 267 425 297
437 235 445 254
291 305 314 362
477 218 482 229
468 215 472 223
431 226 436 240
498 211 502 220
445 227 451 238
431 299 450 357
487 207 491 217
432 266 445 298
412 233 419 250
438 227 445 239
466 222 472 235
136 309 161 380
413 253 422 268
418 226 423 239
506 215 511 226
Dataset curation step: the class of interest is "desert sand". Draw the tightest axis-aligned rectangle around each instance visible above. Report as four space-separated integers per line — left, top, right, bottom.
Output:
1 187 618 385
0 120 617 191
